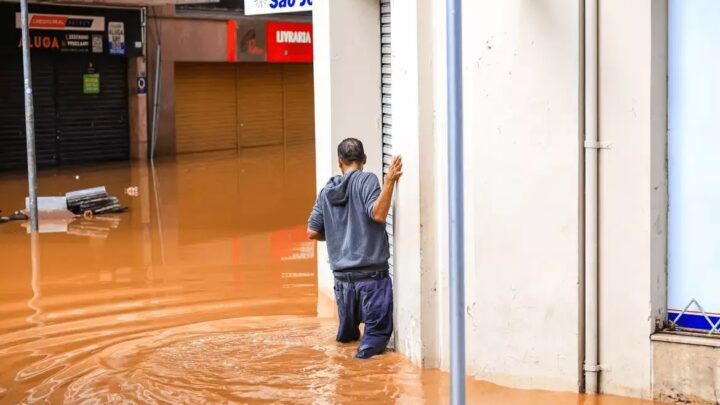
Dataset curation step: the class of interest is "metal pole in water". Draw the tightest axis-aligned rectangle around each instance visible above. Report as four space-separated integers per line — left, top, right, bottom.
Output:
151 45 161 160
447 0 466 403
20 0 38 232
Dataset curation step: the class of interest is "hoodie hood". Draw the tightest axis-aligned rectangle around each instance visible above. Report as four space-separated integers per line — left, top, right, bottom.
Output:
325 170 360 206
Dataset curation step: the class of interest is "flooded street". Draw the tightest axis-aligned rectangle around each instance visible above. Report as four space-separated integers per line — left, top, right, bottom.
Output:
0 144 661 404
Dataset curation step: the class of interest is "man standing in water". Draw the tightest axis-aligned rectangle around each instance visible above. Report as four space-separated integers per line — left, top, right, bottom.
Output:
307 138 403 359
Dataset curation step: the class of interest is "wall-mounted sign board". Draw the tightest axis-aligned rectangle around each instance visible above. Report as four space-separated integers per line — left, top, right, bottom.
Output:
244 0 312 16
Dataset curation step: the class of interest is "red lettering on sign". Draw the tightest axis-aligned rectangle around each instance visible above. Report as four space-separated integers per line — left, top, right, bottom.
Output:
266 22 313 63
18 35 61 49
30 15 68 29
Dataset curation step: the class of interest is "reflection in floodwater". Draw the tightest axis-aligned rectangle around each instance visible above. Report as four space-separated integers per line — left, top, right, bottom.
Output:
0 144 661 404
67 216 122 239
21 216 123 237
26 233 42 328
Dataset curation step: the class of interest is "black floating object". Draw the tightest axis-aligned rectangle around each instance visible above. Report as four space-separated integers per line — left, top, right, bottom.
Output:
65 186 127 215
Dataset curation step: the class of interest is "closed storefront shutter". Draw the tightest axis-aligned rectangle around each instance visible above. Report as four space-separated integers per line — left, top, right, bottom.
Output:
55 55 129 165
0 55 57 171
283 63 314 145
237 63 284 148
381 0 394 276
175 62 314 154
175 63 238 154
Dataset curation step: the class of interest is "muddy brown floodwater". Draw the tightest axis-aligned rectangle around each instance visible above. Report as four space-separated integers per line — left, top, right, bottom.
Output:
0 144 663 404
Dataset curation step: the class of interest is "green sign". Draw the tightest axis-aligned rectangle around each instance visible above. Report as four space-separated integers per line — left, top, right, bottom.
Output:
83 73 100 94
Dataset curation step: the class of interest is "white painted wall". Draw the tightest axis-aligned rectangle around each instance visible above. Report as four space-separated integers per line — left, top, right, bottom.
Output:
460 0 583 391
382 0 588 392
598 0 667 398
313 0 670 399
312 0 382 304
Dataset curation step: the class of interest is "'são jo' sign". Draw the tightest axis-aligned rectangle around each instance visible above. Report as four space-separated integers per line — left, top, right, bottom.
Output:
244 0 312 16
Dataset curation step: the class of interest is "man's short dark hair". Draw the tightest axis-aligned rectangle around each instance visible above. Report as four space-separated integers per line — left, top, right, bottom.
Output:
337 138 366 165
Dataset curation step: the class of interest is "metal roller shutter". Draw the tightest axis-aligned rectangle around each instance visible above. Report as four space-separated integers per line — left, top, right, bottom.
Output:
381 0 394 276
175 63 238 154
175 63 314 154
237 63 284 148
55 55 129 165
283 63 315 145
0 55 57 171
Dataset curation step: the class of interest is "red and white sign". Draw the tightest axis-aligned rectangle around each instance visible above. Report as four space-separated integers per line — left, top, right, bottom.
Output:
16 13 105 32
266 22 312 63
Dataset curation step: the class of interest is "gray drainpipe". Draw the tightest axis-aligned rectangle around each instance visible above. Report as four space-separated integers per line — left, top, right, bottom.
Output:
584 0 602 394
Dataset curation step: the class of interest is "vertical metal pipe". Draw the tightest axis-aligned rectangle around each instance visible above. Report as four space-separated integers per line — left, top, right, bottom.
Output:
583 0 600 394
20 0 38 232
447 0 466 403
151 45 161 160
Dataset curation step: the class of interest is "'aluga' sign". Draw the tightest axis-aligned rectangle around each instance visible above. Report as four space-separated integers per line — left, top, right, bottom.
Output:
244 0 312 16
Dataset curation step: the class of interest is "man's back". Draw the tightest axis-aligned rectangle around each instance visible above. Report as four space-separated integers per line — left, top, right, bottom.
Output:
306 137 402 359
308 170 390 272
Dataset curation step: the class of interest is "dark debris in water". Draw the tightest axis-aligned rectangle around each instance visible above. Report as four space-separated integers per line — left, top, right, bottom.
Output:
66 186 127 215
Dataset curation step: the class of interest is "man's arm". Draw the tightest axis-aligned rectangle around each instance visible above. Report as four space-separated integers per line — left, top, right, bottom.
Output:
307 190 326 241
372 156 403 223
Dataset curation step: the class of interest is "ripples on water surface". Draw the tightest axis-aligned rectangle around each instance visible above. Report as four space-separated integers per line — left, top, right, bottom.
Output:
0 145 661 404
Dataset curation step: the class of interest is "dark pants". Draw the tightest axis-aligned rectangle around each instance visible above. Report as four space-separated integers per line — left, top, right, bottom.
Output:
333 271 393 359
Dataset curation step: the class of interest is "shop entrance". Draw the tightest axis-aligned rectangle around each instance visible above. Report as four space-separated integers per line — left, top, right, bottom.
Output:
0 54 129 171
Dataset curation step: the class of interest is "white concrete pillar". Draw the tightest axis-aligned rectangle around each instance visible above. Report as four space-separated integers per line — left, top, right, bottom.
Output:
312 0 382 308
598 0 667 398
388 0 449 367
390 0 424 364
428 0 451 371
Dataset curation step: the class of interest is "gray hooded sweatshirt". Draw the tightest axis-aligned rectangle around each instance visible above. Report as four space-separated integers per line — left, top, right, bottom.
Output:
307 170 390 272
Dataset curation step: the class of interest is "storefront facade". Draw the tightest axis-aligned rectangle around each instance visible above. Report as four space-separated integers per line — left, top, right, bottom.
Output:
0 3 145 171
146 5 314 156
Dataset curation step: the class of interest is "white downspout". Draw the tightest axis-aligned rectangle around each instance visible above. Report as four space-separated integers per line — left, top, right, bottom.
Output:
583 0 601 394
